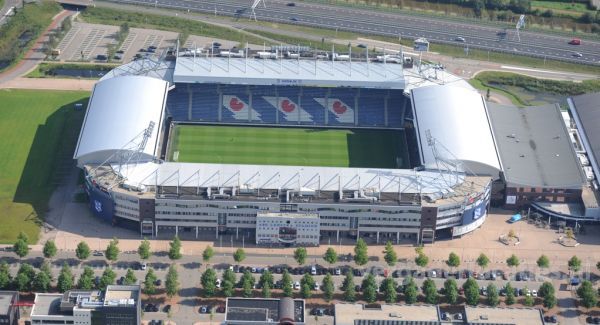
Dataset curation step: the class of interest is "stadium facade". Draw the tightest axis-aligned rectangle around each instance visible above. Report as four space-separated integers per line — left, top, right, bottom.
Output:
75 53 499 245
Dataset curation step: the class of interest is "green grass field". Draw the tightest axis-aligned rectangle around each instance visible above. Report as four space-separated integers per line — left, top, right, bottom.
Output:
0 89 89 244
169 125 409 169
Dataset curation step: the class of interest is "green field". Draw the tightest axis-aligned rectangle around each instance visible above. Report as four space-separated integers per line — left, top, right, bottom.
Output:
0 89 89 244
169 125 409 169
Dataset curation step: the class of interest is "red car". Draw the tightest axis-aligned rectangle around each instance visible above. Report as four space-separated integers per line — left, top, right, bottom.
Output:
569 38 581 45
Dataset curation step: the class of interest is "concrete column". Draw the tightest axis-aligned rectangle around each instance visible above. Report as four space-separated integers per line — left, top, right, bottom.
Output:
215 226 219 238
376 231 379 244
196 226 199 239
356 230 360 240
397 231 400 243
336 230 340 242
175 226 178 236
236 227 239 239
155 224 158 237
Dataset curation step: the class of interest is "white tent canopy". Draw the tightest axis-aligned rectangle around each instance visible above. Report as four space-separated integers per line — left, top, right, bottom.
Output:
74 75 168 167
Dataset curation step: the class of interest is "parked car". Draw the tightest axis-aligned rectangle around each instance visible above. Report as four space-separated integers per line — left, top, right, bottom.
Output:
455 36 466 42
544 315 557 323
293 281 301 290
163 305 171 313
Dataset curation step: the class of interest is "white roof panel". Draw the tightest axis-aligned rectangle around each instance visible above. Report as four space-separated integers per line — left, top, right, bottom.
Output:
411 85 501 176
117 161 465 195
74 76 168 165
173 57 405 89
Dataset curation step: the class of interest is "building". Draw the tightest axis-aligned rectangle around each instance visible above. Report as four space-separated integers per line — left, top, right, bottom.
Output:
76 54 499 245
256 212 320 246
225 297 304 325
30 285 141 325
333 303 545 325
487 103 586 209
0 291 18 325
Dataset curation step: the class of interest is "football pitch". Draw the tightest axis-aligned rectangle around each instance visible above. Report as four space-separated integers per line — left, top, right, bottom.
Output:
168 125 410 169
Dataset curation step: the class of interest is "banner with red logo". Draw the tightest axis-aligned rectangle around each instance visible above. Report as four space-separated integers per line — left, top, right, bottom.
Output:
223 95 262 121
262 96 313 122
314 98 354 124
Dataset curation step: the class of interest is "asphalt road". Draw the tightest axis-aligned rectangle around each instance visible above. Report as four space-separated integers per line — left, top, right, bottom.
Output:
97 0 600 65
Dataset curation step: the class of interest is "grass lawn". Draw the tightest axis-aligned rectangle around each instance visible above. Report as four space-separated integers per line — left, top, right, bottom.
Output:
169 125 409 169
0 89 89 244
531 1 593 14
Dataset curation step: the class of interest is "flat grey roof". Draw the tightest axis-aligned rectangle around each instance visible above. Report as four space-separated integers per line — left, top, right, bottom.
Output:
488 103 585 188
569 93 600 180
465 306 544 325
32 294 63 316
226 298 304 323
0 291 16 315
334 304 440 325
174 57 404 89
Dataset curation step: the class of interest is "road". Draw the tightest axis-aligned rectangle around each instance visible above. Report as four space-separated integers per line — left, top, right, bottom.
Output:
0 0 18 25
97 0 600 65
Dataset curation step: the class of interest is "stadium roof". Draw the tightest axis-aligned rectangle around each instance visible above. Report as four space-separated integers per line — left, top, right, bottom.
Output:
173 57 405 89
569 92 600 182
99 58 175 83
115 161 466 196
410 85 502 177
74 76 168 167
488 103 585 188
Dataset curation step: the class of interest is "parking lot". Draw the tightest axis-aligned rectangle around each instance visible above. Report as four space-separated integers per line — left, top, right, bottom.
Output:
55 22 119 62
118 27 178 62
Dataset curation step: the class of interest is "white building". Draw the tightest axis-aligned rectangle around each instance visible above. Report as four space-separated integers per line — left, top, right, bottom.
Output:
256 212 320 246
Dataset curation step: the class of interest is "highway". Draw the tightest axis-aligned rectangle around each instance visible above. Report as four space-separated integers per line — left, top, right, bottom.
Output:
98 0 600 65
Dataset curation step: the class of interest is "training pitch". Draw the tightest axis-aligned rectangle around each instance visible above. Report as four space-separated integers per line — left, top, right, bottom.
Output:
168 125 410 169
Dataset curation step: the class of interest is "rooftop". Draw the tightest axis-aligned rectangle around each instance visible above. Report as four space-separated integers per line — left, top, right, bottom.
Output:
0 291 16 315
334 304 440 325
488 103 585 189
257 212 319 219
32 294 63 317
569 93 600 179
226 298 304 323
104 285 140 308
174 57 404 89
464 306 544 325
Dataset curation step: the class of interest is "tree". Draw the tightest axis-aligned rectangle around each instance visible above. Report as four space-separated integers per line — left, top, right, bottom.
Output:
223 268 236 285
14 272 32 292
260 270 274 288
124 269 137 285
568 255 582 272
486 284 499 307
415 252 429 268
0 261 11 289
233 248 246 263
383 241 397 266
40 262 53 281
99 268 116 290
76 241 90 260
105 238 120 263
201 268 218 297
505 283 516 305
444 279 459 304
523 293 534 306
294 247 307 265
403 277 418 304
138 238 151 260
300 283 312 298
538 282 557 309
508 229 516 238
354 238 368 266
17 231 29 243
362 274 378 303
78 266 95 290
301 273 315 290
506 254 520 268
577 280 598 309
422 278 438 304
144 269 158 295
57 264 74 293
323 247 338 265
43 240 57 259
565 228 574 239
446 252 461 269
381 277 397 303
322 273 335 302
343 272 356 302
262 282 272 298
168 235 182 260
241 271 254 298
33 271 51 292
476 253 490 270
537 255 550 269
463 278 479 306
203 246 215 263
165 265 179 298
13 239 28 259
282 270 293 297
222 279 235 297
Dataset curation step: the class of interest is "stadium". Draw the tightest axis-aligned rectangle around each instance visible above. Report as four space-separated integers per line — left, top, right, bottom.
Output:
74 48 499 245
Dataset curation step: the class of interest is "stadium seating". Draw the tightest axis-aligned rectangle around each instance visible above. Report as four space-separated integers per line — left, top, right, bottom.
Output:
166 83 408 128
